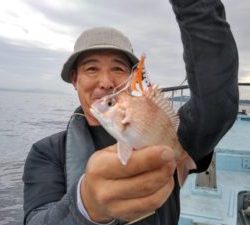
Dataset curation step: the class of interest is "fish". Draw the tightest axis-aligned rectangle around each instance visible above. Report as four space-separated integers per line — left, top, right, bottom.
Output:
90 86 197 186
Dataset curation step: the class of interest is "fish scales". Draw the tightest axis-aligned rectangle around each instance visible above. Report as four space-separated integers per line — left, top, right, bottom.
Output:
90 86 197 186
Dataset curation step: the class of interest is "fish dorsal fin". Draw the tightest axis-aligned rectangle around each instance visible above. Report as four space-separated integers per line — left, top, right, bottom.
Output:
144 85 180 131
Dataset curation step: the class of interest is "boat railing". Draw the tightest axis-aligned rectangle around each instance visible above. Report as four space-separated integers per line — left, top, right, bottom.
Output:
161 82 250 115
161 82 250 189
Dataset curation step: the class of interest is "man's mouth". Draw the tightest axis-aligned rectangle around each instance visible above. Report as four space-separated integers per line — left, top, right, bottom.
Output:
92 90 114 100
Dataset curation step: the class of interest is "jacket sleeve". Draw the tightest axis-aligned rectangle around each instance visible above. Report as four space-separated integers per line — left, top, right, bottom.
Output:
25 181 101 225
23 134 107 225
170 0 239 169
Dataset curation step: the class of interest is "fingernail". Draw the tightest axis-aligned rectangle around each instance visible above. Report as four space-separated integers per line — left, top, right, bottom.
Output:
161 150 170 161
161 146 175 162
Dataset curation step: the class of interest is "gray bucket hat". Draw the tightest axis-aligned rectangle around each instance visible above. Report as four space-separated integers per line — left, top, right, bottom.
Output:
61 27 139 83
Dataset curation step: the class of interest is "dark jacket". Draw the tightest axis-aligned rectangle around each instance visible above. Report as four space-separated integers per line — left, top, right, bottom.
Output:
23 0 239 224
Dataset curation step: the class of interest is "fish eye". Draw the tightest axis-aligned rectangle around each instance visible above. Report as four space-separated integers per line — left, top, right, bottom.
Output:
106 98 116 107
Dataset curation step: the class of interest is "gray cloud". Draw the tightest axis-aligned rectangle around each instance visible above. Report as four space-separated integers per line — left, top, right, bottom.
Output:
0 0 249 93
0 37 72 92
224 0 250 80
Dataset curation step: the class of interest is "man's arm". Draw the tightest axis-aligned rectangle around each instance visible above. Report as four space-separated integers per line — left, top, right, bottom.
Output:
170 0 239 168
24 182 95 225
23 134 100 225
23 137 176 224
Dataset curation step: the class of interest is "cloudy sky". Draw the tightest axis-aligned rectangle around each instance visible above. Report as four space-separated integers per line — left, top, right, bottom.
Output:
0 0 249 94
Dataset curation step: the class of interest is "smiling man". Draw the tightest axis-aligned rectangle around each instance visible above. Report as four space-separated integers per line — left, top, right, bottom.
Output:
22 0 239 225
71 50 133 126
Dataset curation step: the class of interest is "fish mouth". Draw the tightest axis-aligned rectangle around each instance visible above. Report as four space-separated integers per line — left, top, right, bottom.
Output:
90 99 104 115
90 106 98 117
91 94 114 108
90 106 103 123
90 106 113 128
91 98 108 113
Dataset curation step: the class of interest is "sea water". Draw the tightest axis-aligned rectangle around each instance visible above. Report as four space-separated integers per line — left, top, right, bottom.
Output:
0 90 78 225
0 89 249 225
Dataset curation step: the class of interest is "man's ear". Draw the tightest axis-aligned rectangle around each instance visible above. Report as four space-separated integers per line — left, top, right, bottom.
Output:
71 70 78 90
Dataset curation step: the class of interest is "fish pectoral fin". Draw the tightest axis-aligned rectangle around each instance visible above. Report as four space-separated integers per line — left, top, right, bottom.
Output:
117 141 133 165
121 108 132 125
176 151 197 187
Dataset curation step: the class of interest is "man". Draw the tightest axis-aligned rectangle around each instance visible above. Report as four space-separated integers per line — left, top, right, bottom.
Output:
22 0 239 224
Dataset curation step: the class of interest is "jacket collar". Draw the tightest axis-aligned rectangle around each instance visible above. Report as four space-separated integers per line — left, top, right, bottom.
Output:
65 106 95 191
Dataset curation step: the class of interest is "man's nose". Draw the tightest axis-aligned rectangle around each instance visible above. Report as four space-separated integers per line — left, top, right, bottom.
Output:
99 71 115 90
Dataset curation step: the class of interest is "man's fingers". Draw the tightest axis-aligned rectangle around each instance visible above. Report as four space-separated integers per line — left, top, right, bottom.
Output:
100 163 176 200
83 145 176 222
88 145 176 179
107 177 175 222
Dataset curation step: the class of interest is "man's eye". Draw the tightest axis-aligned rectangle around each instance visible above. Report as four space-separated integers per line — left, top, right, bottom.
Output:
113 67 129 73
86 67 98 72
113 67 123 71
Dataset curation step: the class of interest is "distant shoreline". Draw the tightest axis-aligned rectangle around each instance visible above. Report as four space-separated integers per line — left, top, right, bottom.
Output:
0 87 68 95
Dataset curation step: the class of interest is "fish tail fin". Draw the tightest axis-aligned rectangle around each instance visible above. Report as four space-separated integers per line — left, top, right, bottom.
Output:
176 151 197 187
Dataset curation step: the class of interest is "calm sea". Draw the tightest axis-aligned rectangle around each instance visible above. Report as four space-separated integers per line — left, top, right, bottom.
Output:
0 90 78 225
0 90 249 225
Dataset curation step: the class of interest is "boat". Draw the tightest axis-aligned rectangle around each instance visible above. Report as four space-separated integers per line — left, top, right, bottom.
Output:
162 83 250 225
178 114 250 225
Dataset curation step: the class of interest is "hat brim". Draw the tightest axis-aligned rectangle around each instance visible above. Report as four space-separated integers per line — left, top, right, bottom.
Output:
61 46 139 83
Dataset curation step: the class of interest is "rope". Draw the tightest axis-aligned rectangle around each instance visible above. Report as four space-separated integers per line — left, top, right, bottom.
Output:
72 112 85 117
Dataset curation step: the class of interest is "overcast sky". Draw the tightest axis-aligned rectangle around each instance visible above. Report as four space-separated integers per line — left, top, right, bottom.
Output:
0 0 249 94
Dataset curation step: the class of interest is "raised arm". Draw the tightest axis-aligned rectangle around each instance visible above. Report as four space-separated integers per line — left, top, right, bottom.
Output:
170 0 239 169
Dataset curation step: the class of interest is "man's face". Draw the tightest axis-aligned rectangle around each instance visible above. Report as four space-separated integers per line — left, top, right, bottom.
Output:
71 50 132 125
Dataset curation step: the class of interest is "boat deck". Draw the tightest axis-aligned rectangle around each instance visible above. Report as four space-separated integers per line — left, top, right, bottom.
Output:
179 115 250 225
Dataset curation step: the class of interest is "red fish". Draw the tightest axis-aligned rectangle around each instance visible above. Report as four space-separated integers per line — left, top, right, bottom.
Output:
90 85 196 186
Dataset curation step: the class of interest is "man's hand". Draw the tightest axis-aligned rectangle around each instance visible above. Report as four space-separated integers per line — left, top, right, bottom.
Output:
80 145 176 223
